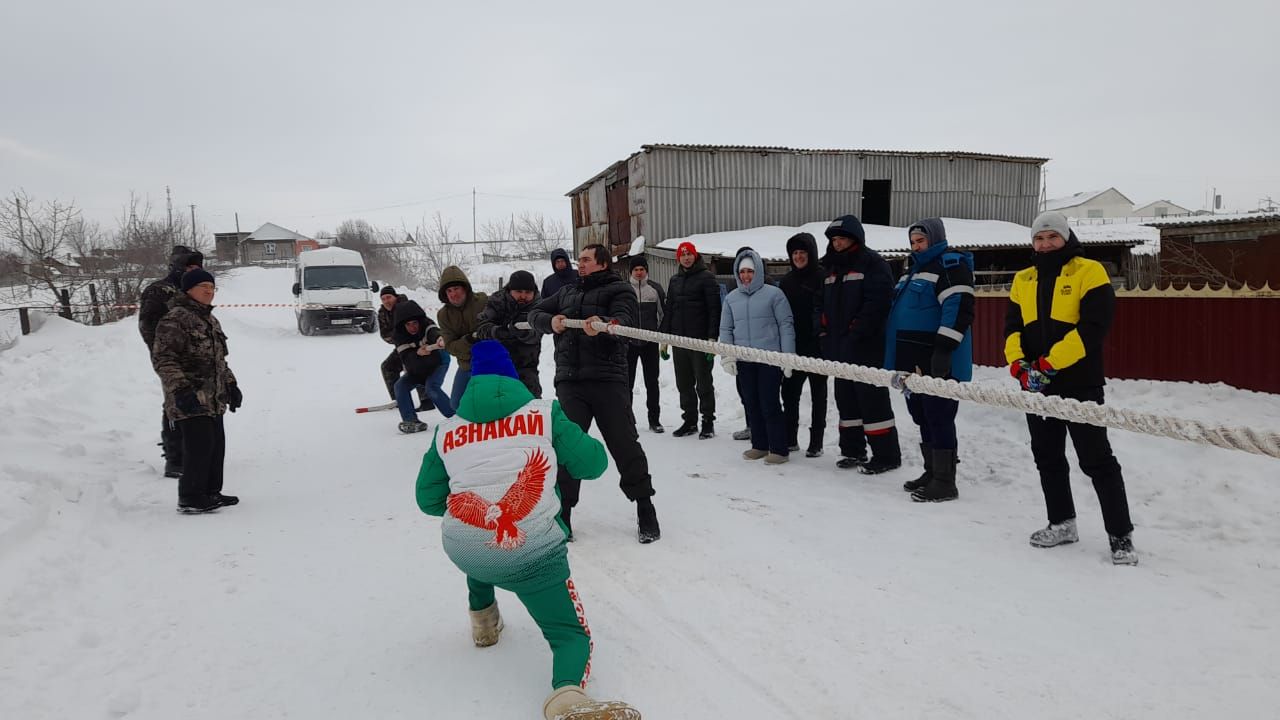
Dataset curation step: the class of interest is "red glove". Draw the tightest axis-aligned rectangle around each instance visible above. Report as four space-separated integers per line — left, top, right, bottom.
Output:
1010 359 1031 390
1032 357 1055 375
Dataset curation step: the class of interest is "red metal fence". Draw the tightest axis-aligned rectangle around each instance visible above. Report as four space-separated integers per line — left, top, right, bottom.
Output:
972 290 1280 395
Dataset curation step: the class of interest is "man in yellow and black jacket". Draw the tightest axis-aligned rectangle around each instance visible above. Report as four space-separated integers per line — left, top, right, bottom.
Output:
1003 211 1137 565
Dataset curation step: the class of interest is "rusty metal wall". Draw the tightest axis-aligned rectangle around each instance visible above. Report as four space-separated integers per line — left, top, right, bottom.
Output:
971 295 1280 394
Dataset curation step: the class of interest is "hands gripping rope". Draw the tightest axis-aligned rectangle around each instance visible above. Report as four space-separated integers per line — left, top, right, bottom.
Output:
519 318 1280 461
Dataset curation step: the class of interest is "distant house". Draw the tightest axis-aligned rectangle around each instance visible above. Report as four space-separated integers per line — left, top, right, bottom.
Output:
1132 200 1192 218
1150 213 1280 287
214 231 250 263
242 223 313 264
1043 188 1134 219
567 144 1048 259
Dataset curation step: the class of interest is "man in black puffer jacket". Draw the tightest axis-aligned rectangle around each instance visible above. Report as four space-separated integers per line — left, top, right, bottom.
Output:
528 244 660 545
819 215 901 474
779 232 829 458
391 299 453 434
540 247 578 299
659 240 721 438
377 286 431 410
138 245 204 478
475 270 543 398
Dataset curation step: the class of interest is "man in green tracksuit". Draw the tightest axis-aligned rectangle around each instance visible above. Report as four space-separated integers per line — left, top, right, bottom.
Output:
415 340 641 720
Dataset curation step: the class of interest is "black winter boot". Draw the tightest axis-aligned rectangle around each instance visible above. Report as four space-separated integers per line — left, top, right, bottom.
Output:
699 420 715 439
672 422 698 438
903 442 933 492
912 448 958 502
806 428 824 457
636 499 660 544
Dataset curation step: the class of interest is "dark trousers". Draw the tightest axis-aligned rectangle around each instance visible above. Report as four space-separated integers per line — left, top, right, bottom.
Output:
161 408 183 464
1026 387 1133 537
555 381 654 511
672 347 715 425
781 369 828 449
737 362 787 455
381 350 403 399
905 392 959 450
177 415 225 500
627 343 661 425
833 378 900 461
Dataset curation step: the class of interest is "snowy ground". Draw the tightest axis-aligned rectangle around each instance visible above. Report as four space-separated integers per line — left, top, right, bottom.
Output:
1 266 1278 719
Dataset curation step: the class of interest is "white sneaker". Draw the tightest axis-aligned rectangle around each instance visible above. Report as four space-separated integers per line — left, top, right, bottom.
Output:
1029 518 1078 548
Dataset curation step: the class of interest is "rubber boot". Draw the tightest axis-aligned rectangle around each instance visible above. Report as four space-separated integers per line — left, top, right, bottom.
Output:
543 686 642 720
468 602 503 647
911 447 958 502
903 442 933 492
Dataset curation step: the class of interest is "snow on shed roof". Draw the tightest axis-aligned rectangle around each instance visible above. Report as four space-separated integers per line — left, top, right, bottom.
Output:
1043 188 1135 211
246 222 312 242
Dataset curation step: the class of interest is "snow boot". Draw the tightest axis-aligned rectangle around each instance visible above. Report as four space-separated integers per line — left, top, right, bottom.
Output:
1109 534 1138 565
698 420 715 439
543 686 641 720
398 420 429 434
742 448 768 461
806 428 824 458
672 422 697 438
636 499 660 544
177 495 221 514
732 427 751 441
468 602 503 647
1029 518 1078 548
858 456 902 475
648 422 664 434
836 452 867 470
215 493 240 507
764 452 789 465
903 442 933 492
911 448 957 502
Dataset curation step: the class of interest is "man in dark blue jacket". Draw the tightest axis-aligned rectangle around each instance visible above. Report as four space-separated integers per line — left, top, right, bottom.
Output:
540 248 578 299
818 215 901 474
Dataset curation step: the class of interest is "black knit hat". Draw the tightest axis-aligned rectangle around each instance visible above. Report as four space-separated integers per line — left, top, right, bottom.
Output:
379 285 397 297
629 255 649 271
181 268 215 292
507 270 537 293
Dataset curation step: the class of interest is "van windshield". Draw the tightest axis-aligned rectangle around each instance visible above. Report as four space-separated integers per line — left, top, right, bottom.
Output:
304 266 368 290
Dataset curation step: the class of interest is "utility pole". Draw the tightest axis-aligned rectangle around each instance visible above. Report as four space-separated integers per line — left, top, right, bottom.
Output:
472 187 477 246
14 196 23 245
190 204 197 246
166 186 174 243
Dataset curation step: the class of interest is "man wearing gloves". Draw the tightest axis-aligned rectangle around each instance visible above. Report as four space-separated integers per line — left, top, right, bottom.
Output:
719 248 796 464
885 218 975 502
415 341 642 720
659 241 720 439
1004 211 1137 565
475 270 544 398
818 214 902 474
437 265 488 406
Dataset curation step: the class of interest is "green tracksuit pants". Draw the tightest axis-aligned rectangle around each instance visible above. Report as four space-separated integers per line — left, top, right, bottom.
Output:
468 575 593 689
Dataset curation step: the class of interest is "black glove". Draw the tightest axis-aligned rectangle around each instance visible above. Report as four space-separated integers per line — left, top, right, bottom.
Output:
175 390 204 415
226 384 243 413
930 349 953 379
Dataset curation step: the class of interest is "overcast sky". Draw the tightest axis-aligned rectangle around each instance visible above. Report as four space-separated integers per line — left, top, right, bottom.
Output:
2 0 1277 240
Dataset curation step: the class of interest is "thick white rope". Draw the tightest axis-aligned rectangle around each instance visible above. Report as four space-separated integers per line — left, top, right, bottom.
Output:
539 318 1280 461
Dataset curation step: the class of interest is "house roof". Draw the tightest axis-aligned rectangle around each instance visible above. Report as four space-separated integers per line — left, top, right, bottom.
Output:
1132 199 1191 213
246 222 312 243
567 144 1050 195
1043 187 1134 211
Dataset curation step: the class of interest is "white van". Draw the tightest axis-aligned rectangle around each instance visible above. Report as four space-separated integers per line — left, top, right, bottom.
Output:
292 247 379 335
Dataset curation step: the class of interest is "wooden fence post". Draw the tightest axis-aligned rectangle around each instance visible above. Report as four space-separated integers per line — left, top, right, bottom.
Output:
19 307 31 335
89 283 102 326
59 289 72 320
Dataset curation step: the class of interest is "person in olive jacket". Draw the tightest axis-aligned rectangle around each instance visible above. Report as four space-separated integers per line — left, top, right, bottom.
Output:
1004 211 1136 565
150 268 241 514
779 232 829 458
528 244 660 545
437 265 488 407
818 215 901 474
659 240 721 439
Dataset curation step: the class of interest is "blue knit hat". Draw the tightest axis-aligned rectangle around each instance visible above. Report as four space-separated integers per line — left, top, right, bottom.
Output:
181 268 215 292
470 340 519 379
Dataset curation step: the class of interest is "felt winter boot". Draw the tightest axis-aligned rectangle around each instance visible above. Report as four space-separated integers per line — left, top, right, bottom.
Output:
468 602 503 647
543 686 641 720
903 442 933 492
911 448 958 502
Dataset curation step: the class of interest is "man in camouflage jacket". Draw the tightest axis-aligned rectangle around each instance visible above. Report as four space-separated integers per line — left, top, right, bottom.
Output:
151 268 242 513
138 246 203 476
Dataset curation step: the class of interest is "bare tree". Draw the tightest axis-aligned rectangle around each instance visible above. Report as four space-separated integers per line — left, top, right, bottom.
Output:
514 212 569 257
408 211 468 290
1159 238 1246 288
0 190 90 317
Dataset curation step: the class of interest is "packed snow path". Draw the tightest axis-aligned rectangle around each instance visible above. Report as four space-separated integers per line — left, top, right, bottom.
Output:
2 266 1278 719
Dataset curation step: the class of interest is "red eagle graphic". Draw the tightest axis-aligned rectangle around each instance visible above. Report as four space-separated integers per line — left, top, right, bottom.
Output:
446 448 550 549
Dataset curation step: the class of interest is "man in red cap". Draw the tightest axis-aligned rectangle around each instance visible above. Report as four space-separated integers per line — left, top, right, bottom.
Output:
659 241 721 438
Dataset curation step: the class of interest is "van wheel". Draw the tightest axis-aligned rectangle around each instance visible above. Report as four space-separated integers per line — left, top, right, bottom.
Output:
298 315 315 336
362 321 377 334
